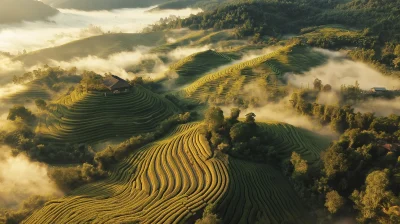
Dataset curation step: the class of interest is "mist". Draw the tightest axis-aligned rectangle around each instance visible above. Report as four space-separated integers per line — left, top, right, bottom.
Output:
286 48 400 91
0 55 26 84
354 97 400 117
0 7 202 54
0 146 62 209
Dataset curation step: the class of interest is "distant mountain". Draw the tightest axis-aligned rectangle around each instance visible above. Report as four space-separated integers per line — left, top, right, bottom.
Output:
41 0 171 10
0 0 59 24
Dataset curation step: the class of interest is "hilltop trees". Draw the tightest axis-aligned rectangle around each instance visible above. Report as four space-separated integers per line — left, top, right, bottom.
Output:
202 107 275 161
7 105 36 125
350 170 399 223
325 190 345 214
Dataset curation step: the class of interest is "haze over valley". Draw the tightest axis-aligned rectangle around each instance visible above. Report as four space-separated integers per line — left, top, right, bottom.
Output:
1 0 400 223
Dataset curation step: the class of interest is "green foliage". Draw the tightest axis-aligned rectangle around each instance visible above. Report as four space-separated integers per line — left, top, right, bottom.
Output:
325 190 345 214
290 152 308 179
34 99 47 111
350 170 398 223
0 195 49 224
204 107 225 132
48 164 106 192
7 105 36 125
94 112 194 170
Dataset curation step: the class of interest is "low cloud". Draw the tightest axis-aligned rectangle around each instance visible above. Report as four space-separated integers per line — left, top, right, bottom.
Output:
0 146 62 209
0 7 202 54
286 49 400 91
354 97 400 117
221 96 337 138
0 55 25 84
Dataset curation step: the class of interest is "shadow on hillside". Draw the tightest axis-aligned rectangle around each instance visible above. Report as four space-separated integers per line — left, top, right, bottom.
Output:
215 156 314 224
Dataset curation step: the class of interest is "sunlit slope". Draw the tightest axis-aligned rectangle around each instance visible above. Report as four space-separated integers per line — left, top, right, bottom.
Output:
180 44 327 102
151 30 237 54
37 86 179 144
16 32 167 66
165 49 233 86
26 122 314 223
25 123 228 223
259 122 330 165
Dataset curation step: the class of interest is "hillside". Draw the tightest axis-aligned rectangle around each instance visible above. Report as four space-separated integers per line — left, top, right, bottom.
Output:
41 0 170 10
25 122 328 223
2 70 81 104
15 32 167 66
0 0 58 24
37 85 180 144
164 49 233 86
179 44 327 104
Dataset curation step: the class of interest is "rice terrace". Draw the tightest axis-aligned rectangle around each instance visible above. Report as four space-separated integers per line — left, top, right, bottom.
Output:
1 1 400 224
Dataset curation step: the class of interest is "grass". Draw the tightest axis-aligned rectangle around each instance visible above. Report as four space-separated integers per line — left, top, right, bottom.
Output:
25 121 323 223
36 85 180 144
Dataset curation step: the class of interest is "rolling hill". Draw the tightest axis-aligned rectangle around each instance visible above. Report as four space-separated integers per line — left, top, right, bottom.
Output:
41 0 171 10
25 121 328 223
15 32 168 66
0 0 58 24
37 85 180 144
164 49 233 86
179 44 327 103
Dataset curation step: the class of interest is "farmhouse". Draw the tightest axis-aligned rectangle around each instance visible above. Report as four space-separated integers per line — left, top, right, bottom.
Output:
103 75 131 92
370 87 387 93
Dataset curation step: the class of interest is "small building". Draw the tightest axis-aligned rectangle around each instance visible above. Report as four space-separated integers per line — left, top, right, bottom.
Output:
370 87 387 93
103 75 131 92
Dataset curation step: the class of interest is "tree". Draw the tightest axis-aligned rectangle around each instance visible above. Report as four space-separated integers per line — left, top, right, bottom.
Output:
35 99 47 111
351 170 394 222
322 144 349 179
313 78 323 91
323 84 332 92
230 108 241 121
196 203 221 224
290 152 308 179
325 190 345 214
7 105 36 125
245 112 256 123
205 107 224 132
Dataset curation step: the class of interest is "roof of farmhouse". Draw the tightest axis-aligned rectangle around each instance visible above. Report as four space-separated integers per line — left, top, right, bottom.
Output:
103 75 131 90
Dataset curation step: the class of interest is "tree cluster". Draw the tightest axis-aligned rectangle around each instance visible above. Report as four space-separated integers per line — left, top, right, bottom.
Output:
287 94 400 222
202 107 277 162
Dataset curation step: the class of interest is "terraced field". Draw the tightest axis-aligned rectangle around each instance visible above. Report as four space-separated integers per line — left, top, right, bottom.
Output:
165 49 233 86
217 158 309 224
37 86 180 144
178 44 327 103
25 122 322 224
259 122 331 165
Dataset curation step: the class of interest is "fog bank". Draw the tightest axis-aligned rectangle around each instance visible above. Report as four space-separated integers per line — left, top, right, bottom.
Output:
0 146 62 209
0 7 202 53
287 49 400 91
